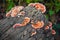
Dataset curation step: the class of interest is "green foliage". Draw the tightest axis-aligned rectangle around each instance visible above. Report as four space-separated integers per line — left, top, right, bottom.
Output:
24 0 44 4
55 2 60 13
6 0 14 13
26 0 39 3
53 24 60 35
49 10 54 16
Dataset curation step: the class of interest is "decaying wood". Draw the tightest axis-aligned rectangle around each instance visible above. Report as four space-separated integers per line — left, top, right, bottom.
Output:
0 6 55 40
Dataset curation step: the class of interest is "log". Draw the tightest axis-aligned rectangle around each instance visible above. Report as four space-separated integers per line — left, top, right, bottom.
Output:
0 6 55 40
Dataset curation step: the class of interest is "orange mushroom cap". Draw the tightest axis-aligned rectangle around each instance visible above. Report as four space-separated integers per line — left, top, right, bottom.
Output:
45 26 49 30
28 3 46 13
13 23 23 28
11 6 24 17
34 3 46 13
32 21 44 29
13 17 30 28
6 6 24 17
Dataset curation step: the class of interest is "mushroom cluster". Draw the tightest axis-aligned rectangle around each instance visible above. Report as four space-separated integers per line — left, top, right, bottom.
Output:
6 2 56 36
0 3 56 40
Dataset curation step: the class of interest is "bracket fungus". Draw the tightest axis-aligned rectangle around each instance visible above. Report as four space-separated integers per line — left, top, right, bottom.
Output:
32 21 44 29
28 3 46 13
6 6 24 17
13 17 30 28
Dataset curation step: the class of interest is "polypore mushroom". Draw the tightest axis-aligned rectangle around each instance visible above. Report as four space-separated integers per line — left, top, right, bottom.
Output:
6 6 24 17
11 6 24 17
28 3 46 13
13 17 30 28
32 21 44 29
34 3 46 13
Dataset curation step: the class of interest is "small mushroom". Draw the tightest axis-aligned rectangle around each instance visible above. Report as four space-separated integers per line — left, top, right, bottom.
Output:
32 21 44 29
45 26 49 30
34 3 46 13
21 17 30 26
24 17 30 23
51 29 56 35
11 6 24 17
6 6 24 17
28 3 46 13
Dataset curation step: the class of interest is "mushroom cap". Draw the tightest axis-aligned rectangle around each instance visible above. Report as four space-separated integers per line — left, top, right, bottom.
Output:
28 3 46 13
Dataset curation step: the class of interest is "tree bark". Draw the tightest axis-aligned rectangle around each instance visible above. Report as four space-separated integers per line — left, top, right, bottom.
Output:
0 6 54 40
